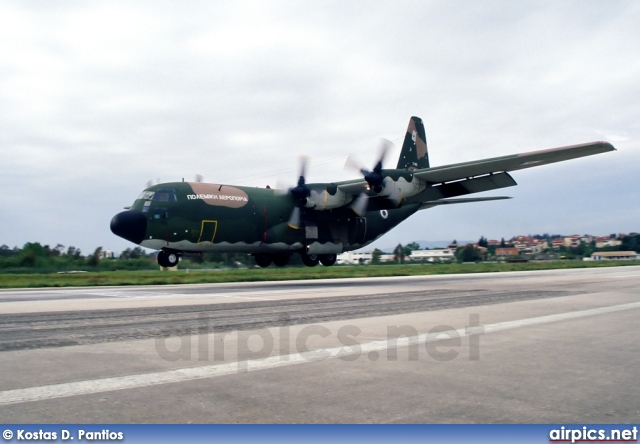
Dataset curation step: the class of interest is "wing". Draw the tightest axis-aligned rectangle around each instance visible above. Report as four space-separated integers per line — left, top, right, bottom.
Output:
412 141 615 184
325 141 615 211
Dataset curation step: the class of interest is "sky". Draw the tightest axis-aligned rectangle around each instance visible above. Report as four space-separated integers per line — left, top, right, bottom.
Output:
1 1 638 255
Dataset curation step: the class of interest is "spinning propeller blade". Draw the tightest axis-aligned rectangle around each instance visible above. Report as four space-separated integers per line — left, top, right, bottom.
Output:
286 156 311 229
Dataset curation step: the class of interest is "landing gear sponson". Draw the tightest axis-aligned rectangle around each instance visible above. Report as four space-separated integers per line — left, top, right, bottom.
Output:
253 253 337 268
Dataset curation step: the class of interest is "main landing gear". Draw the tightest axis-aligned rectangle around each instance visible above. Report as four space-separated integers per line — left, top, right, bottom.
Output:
253 253 337 268
157 249 180 268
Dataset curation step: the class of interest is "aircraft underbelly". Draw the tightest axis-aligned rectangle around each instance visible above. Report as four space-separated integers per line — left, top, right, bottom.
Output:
139 197 419 255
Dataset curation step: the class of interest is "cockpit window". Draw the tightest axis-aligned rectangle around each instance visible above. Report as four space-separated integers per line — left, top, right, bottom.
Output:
137 191 155 200
153 188 177 202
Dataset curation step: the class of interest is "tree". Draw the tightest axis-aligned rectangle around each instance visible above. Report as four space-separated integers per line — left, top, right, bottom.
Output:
371 248 382 265
621 234 640 253
478 236 488 248
19 242 47 267
393 244 405 263
120 248 132 259
458 244 483 262
53 244 65 257
405 242 421 252
87 247 103 266
130 247 145 259
0 245 15 257
66 246 82 259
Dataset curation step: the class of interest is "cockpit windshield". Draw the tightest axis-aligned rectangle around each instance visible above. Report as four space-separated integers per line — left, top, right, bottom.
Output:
137 191 155 200
153 188 177 202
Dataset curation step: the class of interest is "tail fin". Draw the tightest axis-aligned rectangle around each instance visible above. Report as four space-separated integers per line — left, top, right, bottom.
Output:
396 116 429 170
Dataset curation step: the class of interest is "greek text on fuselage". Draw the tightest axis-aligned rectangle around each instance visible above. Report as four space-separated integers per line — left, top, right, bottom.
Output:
187 194 248 202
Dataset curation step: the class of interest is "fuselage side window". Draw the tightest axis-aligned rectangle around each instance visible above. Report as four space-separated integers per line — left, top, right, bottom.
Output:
153 207 168 220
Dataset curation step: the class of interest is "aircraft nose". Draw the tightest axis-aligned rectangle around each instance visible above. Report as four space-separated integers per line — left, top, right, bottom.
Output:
110 210 147 245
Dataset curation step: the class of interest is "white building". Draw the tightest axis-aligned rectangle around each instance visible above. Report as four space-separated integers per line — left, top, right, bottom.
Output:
590 251 639 261
594 237 622 248
409 249 455 263
337 251 372 265
336 251 398 265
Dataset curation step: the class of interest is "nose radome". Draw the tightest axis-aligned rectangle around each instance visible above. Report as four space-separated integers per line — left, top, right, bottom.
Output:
110 210 147 245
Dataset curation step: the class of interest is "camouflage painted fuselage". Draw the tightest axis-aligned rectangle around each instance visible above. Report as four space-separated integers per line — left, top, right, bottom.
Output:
133 181 418 255
111 116 615 267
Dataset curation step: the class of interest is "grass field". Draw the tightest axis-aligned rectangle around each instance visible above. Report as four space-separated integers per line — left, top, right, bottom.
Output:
1 260 639 289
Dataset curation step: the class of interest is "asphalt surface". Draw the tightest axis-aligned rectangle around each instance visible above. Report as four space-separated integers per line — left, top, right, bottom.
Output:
1 266 639 423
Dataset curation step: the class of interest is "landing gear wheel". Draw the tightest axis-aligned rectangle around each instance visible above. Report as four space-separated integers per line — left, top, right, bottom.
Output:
300 253 320 267
273 254 290 267
158 250 179 267
319 254 337 267
254 253 273 268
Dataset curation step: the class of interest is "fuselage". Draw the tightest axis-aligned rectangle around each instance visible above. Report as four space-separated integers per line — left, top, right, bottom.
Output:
110 181 419 256
109 116 616 268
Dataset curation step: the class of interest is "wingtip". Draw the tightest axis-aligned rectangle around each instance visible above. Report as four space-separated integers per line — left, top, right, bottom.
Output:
595 141 617 152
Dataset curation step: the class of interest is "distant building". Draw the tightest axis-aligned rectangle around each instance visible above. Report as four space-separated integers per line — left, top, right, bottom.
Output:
509 236 548 253
563 235 593 248
410 249 455 263
594 237 622 248
590 251 639 261
337 251 408 265
337 251 372 265
495 247 520 257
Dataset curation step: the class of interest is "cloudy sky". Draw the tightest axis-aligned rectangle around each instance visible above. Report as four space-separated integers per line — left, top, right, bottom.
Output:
1 1 638 255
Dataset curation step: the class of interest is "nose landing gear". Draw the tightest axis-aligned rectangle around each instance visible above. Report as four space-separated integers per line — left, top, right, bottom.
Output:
157 249 180 268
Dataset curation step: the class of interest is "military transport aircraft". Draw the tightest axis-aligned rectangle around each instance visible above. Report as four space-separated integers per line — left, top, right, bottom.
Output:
110 116 615 268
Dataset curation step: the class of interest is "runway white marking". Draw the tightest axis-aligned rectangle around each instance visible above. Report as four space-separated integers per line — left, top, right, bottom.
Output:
78 289 290 301
2 301 640 406
0 288 285 301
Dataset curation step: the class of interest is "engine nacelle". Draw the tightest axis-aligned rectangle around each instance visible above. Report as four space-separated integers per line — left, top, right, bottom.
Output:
304 186 351 210
375 176 425 201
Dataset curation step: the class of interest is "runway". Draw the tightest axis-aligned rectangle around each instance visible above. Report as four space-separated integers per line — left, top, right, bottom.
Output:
1 266 639 423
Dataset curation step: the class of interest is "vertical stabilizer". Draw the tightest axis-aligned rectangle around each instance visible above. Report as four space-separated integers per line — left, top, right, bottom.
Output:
396 116 429 170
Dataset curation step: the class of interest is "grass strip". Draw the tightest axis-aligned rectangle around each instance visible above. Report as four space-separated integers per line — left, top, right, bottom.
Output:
1 261 639 289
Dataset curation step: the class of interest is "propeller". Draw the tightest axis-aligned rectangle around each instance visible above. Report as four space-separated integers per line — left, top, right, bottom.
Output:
287 156 311 229
350 193 369 217
145 178 161 188
345 138 395 215
345 138 393 192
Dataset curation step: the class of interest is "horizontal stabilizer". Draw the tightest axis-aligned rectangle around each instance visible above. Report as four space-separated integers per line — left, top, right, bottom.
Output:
419 196 511 210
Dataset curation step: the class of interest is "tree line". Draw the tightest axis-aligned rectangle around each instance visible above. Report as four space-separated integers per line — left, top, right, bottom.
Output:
373 233 640 264
2 233 638 272
0 243 157 272
0 242 264 272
